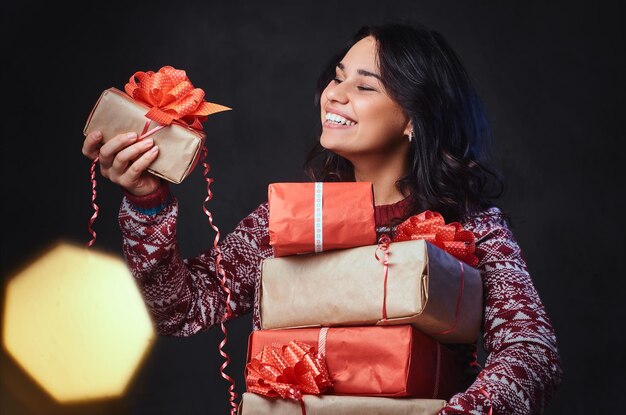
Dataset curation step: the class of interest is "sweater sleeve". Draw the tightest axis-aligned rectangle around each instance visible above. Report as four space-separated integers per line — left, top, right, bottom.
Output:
118 185 273 336
440 207 563 415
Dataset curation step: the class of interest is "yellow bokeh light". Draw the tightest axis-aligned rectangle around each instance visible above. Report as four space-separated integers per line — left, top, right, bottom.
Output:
2 241 156 403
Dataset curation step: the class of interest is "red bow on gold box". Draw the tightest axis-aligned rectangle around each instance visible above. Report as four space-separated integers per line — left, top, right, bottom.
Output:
84 65 231 184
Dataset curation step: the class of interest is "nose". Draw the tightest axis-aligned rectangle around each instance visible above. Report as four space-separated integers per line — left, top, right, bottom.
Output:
325 79 349 104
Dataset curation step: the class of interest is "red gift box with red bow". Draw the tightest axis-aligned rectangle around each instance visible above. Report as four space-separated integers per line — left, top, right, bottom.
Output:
245 325 462 400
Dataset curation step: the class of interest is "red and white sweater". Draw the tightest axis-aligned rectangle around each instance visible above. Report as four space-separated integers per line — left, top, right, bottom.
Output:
119 184 563 415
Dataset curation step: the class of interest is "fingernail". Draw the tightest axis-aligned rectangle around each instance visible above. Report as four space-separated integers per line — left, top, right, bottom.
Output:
143 138 154 146
150 146 159 154
94 131 103 138
127 132 137 140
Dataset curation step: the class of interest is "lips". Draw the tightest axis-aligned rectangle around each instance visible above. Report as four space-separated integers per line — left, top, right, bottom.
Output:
323 119 355 129
325 107 357 124
323 112 357 132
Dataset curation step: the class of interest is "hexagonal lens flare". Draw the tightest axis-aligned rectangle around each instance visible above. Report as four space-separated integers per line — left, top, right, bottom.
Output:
2 241 156 403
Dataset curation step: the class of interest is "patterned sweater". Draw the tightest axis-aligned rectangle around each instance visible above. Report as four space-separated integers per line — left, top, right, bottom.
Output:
119 184 563 415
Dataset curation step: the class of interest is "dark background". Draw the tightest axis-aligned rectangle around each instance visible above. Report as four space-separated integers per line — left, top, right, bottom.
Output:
1 1 623 414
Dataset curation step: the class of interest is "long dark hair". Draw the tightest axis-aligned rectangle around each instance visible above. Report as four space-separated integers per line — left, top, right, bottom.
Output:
304 21 509 225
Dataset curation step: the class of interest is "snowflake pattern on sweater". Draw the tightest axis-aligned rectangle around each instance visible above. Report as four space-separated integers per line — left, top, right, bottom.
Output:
118 189 562 415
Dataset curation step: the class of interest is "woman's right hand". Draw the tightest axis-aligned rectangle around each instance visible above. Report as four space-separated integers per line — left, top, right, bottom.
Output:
82 130 162 196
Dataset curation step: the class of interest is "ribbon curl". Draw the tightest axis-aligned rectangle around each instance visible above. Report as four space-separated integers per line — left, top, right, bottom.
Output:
246 341 332 414
124 65 231 130
393 210 479 266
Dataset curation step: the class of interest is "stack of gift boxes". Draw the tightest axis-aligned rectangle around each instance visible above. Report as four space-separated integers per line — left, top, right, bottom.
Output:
238 182 483 415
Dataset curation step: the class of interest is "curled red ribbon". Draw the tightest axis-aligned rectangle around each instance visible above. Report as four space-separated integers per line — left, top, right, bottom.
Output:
246 341 332 414
124 65 231 130
86 157 99 248
393 210 478 266
199 145 238 414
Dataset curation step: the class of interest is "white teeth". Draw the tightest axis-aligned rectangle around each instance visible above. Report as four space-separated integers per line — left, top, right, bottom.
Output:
325 112 356 126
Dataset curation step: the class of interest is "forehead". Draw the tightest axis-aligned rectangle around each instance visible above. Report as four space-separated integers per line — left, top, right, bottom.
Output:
339 36 379 73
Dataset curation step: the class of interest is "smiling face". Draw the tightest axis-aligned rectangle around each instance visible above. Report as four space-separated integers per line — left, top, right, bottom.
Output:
320 36 411 159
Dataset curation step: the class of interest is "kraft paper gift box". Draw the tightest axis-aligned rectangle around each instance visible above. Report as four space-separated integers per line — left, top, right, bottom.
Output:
268 182 376 257
246 325 461 399
83 87 207 184
239 392 447 415
259 239 482 344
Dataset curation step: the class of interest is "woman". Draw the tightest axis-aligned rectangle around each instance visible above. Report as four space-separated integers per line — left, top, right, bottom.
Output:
82 22 562 414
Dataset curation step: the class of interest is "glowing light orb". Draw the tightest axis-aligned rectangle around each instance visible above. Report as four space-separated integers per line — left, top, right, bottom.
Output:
2 241 156 403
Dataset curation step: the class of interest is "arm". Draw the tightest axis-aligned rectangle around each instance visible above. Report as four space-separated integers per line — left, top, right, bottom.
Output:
440 207 563 415
118 183 272 336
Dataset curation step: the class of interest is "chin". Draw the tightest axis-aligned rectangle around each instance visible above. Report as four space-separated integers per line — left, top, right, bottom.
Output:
319 133 334 149
319 136 344 155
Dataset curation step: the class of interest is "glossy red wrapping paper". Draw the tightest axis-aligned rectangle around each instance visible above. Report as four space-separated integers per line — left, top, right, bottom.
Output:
268 182 376 257
239 392 447 415
246 325 461 399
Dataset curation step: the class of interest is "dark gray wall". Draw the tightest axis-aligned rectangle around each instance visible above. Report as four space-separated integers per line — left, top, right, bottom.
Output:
1 1 623 414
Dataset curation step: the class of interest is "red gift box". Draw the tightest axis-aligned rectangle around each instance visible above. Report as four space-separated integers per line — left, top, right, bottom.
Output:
246 325 462 400
268 182 376 257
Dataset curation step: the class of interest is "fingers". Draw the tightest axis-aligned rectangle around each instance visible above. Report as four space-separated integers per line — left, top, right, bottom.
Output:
98 132 138 167
82 131 104 160
117 145 160 188
82 130 160 194
111 138 155 173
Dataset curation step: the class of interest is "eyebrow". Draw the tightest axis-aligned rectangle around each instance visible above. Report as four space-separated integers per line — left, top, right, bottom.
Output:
336 62 381 81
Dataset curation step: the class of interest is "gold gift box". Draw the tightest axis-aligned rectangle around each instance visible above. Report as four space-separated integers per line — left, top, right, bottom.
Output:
259 239 482 343
239 392 446 415
83 87 206 184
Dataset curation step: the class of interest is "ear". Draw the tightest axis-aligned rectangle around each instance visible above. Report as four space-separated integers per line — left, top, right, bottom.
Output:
403 121 413 136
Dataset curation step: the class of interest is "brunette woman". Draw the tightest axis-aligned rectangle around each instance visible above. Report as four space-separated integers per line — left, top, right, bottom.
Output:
82 22 563 414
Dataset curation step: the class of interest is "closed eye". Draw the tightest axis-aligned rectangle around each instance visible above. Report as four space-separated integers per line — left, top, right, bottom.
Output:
332 78 376 91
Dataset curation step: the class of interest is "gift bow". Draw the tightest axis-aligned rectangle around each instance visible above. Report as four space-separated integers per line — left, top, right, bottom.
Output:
124 65 231 130
246 340 332 412
393 210 479 266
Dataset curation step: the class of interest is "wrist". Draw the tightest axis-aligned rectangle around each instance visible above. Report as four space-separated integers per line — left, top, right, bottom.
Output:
123 182 170 211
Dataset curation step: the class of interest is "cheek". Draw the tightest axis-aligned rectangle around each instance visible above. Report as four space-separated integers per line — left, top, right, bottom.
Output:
355 102 407 144
357 101 403 130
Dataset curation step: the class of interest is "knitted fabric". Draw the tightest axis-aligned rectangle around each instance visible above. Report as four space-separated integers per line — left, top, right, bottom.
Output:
119 186 562 414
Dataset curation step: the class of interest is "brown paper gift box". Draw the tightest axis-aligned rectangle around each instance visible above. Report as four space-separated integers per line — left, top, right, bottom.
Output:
83 87 206 184
239 392 447 415
246 325 461 399
259 239 482 343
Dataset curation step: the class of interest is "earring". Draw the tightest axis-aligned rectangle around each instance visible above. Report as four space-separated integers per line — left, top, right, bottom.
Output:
408 129 414 142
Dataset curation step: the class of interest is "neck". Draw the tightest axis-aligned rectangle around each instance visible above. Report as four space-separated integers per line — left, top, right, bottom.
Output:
351 150 410 206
